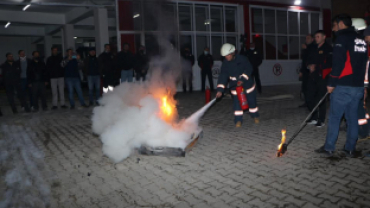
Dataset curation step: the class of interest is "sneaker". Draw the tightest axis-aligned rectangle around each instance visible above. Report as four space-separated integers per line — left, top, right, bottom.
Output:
357 136 370 143
70 106 75 110
43 107 48 111
299 103 307 108
341 149 362 158
235 121 242 128
95 102 100 106
52 106 58 110
33 108 39 113
0 110 3 116
254 118 260 124
61 105 68 109
12 108 18 114
314 146 334 157
316 121 325 128
89 101 94 106
81 104 89 108
307 120 318 125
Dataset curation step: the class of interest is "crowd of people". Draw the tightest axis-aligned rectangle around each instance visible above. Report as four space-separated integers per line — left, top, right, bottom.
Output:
298 14 370 157
0 43 150 116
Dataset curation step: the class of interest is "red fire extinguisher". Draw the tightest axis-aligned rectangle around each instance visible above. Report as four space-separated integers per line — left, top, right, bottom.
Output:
205 86 211 104
236 86 249 110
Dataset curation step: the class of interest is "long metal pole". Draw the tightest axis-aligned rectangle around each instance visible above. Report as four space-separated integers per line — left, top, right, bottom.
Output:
286 92 329 146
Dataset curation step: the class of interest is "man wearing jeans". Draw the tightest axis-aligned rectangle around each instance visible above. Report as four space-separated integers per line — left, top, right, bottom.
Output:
61 49 88 109
46 46 67 109
316 14 368 157
15 50 33 109
117 43 134 83
83 48 101 106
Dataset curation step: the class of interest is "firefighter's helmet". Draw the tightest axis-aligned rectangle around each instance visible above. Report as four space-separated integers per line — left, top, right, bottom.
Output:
220 43 236 56
352 18 367 31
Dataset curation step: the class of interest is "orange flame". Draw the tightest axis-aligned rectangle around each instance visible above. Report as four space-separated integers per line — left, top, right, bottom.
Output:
160 95 176 123
277 129 286 151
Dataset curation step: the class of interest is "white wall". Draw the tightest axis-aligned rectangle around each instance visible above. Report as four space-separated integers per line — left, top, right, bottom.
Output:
0 36 37 62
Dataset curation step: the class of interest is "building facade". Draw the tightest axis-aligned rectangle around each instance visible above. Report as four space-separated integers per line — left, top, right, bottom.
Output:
116 0 332 90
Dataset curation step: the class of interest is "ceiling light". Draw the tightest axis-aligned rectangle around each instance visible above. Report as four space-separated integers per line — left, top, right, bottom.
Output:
74 37 77 39
23 4 31 11
294 0 301 5
4 22 11 28
133 14 140 18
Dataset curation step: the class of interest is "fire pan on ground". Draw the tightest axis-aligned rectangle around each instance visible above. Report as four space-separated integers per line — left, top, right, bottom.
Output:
138 131 203 157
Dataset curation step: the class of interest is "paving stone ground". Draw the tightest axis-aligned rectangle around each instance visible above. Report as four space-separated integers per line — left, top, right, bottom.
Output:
0 84 370 208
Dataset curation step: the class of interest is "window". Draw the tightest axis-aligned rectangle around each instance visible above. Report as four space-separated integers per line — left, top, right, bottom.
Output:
119 1 239 61
212 36 223 60
277 11 287 34
278 36 288 59
265 36 276 59
288 12 299 35
225 7 237 32
210 6 223 32
252 8 263 33
180 35 192 53
196 36 209 59
179 5 192 31
300 12 309 35
195 5 209 31
264 10 275 34
250 6 321 60
311 13 320 34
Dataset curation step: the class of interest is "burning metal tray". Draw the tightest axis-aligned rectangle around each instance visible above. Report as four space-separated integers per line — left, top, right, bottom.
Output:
138 131 203 157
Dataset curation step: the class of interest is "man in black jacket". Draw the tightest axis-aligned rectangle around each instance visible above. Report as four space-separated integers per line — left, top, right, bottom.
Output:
306 30 332 128
83 48 101 106
46 46 67 110
134 45 149 82
117 43 135 83
15 50 33 109
99 44 117 92
244 43 263 93
181 47 194 93
198 47 214 92
299 34 316 107
1 53 30 114
316 14 368 157
28 51 48 112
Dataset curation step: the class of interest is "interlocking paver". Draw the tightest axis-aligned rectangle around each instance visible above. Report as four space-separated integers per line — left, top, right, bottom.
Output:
1 85 370 207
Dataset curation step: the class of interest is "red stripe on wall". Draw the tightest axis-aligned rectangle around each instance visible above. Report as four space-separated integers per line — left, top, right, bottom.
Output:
118 0 134 31
323 9 332 38
244 4 250 48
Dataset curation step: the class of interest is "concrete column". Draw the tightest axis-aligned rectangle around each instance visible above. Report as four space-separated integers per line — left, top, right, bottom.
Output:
44 35 52 58
63 24 75 51
94 8 109 54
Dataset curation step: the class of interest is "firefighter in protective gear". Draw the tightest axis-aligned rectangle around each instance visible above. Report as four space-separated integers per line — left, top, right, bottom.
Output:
216 43 260 127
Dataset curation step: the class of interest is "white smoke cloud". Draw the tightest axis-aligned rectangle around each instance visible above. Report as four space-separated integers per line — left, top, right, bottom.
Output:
0 125 51 208
91 78 213 163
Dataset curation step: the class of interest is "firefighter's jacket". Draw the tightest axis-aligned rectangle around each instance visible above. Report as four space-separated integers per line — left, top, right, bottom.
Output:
216 54 254 92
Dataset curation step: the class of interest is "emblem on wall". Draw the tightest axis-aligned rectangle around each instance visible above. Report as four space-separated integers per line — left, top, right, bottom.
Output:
273 63 283 76
212 66 221 79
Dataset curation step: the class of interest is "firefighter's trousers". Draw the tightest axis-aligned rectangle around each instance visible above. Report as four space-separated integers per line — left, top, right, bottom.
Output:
230 83 259 124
